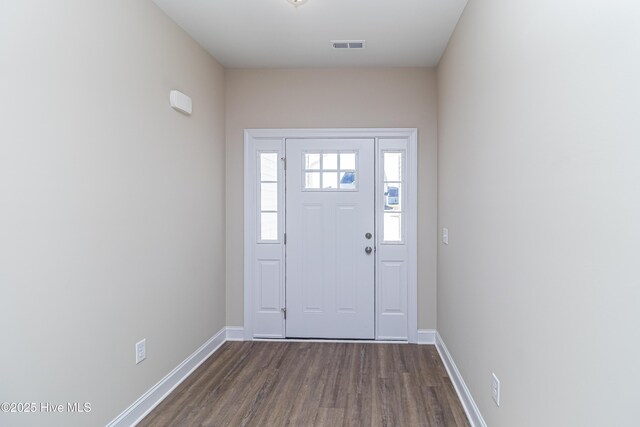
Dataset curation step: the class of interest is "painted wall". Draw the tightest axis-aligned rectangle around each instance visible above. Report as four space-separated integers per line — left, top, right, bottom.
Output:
0 1 225 426
437 0 640 425
225 68 438 330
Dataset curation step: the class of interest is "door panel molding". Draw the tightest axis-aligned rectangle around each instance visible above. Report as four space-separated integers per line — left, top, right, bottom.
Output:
244 129 418 342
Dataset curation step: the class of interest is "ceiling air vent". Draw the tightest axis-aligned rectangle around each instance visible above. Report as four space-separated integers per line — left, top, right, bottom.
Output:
331 40 366 49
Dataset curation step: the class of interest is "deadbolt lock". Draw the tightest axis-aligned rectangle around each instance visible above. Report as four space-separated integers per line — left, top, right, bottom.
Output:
365 232 372 239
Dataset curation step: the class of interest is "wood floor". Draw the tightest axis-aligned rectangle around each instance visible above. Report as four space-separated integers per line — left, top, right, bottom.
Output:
138 341 470 427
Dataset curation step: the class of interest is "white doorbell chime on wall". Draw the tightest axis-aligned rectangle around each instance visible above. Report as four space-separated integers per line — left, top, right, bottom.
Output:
169 90 192 115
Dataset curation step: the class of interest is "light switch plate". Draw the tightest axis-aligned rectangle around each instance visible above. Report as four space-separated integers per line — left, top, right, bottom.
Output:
442 228 449 244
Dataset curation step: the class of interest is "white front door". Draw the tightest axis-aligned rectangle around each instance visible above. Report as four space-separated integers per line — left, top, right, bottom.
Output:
285 138 375 339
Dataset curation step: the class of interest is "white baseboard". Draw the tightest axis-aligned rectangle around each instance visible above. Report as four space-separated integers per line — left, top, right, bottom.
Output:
435 332 487 427
226 326 244 341
106 327 227 427
416 329 436 344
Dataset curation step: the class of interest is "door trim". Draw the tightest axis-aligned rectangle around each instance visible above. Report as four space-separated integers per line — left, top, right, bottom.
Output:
243 128 418 343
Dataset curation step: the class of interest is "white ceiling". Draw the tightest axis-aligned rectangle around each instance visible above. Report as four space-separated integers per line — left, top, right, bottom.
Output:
151 0 468 68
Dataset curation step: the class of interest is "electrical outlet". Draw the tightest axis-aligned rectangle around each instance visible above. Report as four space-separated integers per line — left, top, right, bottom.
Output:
135 339 146 364
442 228 449 244
491 372 500 406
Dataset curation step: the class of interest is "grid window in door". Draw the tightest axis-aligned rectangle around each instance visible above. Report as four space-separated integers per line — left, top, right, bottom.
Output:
303 152 357 191
259 152 279 242
382 151 405 242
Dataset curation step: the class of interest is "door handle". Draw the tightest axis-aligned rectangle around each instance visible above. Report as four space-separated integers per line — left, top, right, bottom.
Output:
365 246 373 254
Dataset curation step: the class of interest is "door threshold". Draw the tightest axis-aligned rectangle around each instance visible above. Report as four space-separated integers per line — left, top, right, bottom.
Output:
252 337 409 344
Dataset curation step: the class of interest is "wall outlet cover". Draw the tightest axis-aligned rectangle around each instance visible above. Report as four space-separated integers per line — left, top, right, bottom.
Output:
136 339 146 365
491 372 500 406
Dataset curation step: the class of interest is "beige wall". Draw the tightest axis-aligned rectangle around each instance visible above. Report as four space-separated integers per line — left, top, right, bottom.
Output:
437 0 640 425
0 1 225 426
225 68 438 330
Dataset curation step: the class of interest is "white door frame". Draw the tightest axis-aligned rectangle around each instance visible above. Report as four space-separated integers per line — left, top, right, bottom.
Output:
243 128 418 343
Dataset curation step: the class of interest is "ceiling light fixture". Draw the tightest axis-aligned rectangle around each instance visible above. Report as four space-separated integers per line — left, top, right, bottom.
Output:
287 0 309 7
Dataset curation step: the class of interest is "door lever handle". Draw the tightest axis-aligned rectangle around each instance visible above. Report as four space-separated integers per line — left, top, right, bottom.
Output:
365 246 372 254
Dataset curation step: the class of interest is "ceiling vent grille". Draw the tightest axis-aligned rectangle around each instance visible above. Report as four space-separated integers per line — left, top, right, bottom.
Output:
331 40 366 49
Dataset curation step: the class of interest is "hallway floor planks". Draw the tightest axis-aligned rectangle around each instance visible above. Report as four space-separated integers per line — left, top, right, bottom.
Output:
138 341 470 427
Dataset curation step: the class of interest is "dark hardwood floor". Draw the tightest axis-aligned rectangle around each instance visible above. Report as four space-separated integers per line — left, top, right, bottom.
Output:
138 341 470 427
